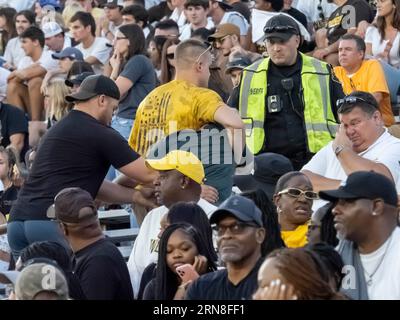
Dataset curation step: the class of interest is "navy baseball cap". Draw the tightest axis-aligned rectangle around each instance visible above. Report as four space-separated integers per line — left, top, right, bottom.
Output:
65 71 95 87
225 56 252 74
319 171 398 207
210 195 263 227
65 74 120 102
52 47 84 61
39 0 61 10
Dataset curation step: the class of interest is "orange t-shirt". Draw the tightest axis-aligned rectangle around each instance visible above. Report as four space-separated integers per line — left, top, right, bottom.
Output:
334 60 394 126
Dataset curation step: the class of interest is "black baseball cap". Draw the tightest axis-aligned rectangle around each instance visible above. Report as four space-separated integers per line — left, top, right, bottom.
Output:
213 0 232 10
263 14 300 41
65 74 120 102
210 195 263 227
65 72 95 87
319 171 398 207
234 153 293 200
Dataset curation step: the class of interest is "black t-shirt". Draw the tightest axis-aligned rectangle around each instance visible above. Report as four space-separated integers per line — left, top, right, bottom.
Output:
185 258 263 300
10 110 139 222
0 185 19 217
73 238 134 300
327 0 374 44
283 7 308 29
0 103 29 160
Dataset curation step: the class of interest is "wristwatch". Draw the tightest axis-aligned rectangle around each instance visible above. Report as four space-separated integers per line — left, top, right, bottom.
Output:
334 145 345 156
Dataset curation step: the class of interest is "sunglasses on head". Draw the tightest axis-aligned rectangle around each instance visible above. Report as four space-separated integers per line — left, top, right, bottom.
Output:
277 188 319 200
263 25 298 34
336 96 377 109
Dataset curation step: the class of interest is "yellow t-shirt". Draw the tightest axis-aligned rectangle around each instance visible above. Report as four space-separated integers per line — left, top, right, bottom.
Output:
281 224 309 248
128 79 224 155
334 60 394 127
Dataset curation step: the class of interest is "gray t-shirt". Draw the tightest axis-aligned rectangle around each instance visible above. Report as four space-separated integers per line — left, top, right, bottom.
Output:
118 54 156 119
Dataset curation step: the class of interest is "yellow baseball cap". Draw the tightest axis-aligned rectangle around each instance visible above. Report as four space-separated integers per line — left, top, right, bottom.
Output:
146 150 205 185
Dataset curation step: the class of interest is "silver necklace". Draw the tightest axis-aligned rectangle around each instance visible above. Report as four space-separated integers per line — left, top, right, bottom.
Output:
362 232 394 287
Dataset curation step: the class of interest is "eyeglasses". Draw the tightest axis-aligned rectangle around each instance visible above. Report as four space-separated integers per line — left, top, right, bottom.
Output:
336 96 377 109
166 53 174 59
212 222 260 236
195 45 213 64
263 25 298 34
277 188 319 200
213 35 229 46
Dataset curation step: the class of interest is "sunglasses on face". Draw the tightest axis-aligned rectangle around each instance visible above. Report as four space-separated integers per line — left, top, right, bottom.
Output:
166 53 174 59
212 221 260 236
277 188 319 200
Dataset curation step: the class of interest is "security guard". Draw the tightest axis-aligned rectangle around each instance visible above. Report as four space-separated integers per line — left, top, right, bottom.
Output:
234 14 344 170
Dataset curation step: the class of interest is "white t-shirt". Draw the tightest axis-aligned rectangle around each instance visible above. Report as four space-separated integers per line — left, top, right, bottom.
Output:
302 130 400 211
365 26 400 69
170 8 187 34
221 11 249 36
17 50 58 71
179 18 215 41
127 198 216 298
360 227 400 300
294 0 338 24
3 37 26 69
76 37 111 74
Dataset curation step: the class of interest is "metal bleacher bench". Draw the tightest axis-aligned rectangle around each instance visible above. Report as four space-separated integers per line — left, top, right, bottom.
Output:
103 228 139 243
98 209 130 225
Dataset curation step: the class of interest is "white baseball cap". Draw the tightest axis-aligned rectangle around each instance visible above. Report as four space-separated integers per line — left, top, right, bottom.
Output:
42 21 63 39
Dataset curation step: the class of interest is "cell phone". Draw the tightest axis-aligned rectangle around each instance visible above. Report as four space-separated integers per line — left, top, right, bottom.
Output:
176 264 199 283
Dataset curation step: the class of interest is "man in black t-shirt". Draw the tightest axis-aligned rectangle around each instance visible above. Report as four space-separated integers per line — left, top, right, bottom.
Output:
313 0 374 66
185 195 266 300
47 187 134 300
8 75 157 259
0 103 29 160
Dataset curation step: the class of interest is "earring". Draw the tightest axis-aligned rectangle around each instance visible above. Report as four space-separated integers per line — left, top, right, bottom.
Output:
372 211 377 216
277 207 282 214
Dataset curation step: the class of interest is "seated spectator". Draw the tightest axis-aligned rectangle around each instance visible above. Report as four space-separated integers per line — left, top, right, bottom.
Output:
320 171 400 300
100 0 124 40
47 187 134 300
234 153 293 201
43 21 72 52
0 7 17 56
0 147 22 218
307 203 338 247
121 4 153 40
127 150 217 299
294 0 337 30
365 0 400 69
306 242 344 292
3 10 35 71
180 0 214 41
65 71 94 94
15 262 69 300
313 0 374 66
208 0 249 47
0 102 29 160
159 38 180 84
7 26 58 122
143 223 217 300
334 34 395 127
225 55 252 89
302 91 400 210
43 79 72 129
241 189 285 254
282 0 308 29
40 47 85 94
137 202 217 299
17 241 86 300
70 12 112 74
65 60 94 93
34 0 62 25
185 195 266 300
253 247 346 300
273 171 316 248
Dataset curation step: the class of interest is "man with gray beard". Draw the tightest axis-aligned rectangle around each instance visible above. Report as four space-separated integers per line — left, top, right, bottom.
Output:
185 195 266 300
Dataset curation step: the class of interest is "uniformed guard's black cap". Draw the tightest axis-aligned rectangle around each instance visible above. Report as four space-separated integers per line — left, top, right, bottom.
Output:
65 74 120 102
263 14 300 41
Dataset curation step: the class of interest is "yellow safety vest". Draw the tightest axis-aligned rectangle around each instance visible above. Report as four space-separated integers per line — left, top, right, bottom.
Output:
239 53 337 155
